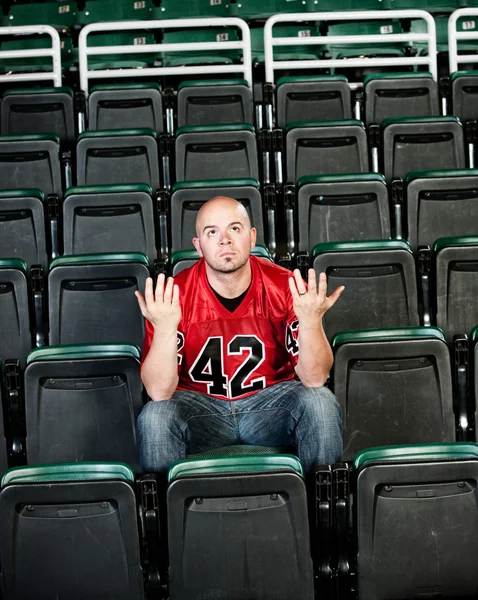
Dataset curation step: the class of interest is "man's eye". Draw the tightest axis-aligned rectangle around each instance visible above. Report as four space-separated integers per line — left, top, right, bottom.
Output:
231 226 240 232
207 230 216 236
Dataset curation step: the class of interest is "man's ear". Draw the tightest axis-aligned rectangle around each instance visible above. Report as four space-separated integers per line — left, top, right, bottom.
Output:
192 237 203 257
250 227 257 249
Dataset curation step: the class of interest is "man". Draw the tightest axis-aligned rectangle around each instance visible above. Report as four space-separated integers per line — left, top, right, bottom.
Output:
136 196 344 474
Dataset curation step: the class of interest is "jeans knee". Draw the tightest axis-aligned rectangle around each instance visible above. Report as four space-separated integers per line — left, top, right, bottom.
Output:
137 400 180 440
296 385 342 424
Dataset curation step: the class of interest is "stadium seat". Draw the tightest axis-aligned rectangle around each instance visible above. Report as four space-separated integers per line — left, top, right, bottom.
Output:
76 0 153 24
76 129 160 189
0 260 33 369
311 240 420 340
309 0 380 8
472 326 478 434
434 236 478 342
171 245 272 276
153 0 228 19
228 0 306 19
0 463 144 600
355 443 478 600
4 1 77 30
170 179 266 254
381 116 465 182
167 454 314 600
276 76 352 129
63 184 157 263
364 73 440 127
0 36 74 74
160 28 241 67
84 32 159 70
24 344 143 470
175 124 259 182
1 88 76 146
0 365 8 475
285 120 369 182
386 0 456 10
177 80 254 128
48 253 149 347
0 189 48 270
251 25 322 64
0 134 63 199
405 169 478 252
325 20 407 61
332 327 455 460
295 173 391 252
87 83 164 134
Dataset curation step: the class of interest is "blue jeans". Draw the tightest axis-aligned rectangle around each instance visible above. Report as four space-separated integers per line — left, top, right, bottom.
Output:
137 380 343 474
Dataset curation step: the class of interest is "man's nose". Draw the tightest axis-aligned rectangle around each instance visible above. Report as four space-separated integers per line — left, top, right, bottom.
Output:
219 231 232 244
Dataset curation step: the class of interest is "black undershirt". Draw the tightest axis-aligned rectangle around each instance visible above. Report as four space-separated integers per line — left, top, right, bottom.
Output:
211 283 251 312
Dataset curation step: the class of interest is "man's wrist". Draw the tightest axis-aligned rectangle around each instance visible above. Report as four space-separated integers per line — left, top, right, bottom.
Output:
297 314 325 330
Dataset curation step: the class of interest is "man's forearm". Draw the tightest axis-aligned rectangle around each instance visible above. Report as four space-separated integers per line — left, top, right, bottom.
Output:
295 318 333 387
141 326 179 401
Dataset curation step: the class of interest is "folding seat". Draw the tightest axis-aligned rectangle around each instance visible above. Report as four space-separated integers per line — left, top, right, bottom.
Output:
0 367 8 475
167 454 314 600
364 73 440 127
308 0 380 8
87 83 163 134
170 179 266 254
76 129 160 189
285 120 369 183
332 327 455 460
385 0 456 9
406 169 478 252
153 0 228 18
228 0 308 19
451 71 478 125
0 35 75 74
0 260 33 369
76 0 153 24
0 190 48 270
0 463 144 600
159 28 242 68
251 25 322 64
4 1 77 30
276 76 352 129
175 124 259 182
312 240 419 340
325 20 407 61
1 88 76 146
0 134 63 199
48 253 149 347
355 443 478 600
83 32 159 70
434 236 478 343
177 80 254 128
381 116 465 183
24 344 143 470
294 173 391 253
63 184 157 263
171 245 272 276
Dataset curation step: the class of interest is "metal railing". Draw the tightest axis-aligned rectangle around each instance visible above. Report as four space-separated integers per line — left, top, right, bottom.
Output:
449 8 478 74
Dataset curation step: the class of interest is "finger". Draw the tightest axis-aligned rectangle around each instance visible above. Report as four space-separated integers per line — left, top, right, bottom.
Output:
172 284 180 306
293 269 307 295
288 276 300 300
317 271 327 302
326 285 345 309
307 268 317 296
154 273 165 302
145 277 155 307
135 291 148 318
163 277 174 303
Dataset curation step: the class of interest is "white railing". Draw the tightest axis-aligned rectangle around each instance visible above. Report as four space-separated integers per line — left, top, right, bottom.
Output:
79 18 252 96
449 8 478 73
0 25 62 86
264 10 437 87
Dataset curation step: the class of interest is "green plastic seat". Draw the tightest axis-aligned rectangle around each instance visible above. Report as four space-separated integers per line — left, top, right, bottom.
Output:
251 25 322 63
385 0 456 10
160 29 241 67
153 0 229 19
5 1 77 31
85 32 158 70
50 251 149 270
229 0 307 20
27 343 141 364
326 20 406 61
168 453 303 482
77 0 153 25
0 36 74 73
411 15 478 54
308 0 380 9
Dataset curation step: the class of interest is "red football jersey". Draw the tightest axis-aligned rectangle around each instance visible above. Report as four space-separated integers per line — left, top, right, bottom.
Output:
142 256 300 400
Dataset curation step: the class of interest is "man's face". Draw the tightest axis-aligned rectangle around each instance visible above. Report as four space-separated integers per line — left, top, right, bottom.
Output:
193 199 257 274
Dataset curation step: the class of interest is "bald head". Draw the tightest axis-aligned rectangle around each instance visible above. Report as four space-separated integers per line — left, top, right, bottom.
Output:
195 196 251 237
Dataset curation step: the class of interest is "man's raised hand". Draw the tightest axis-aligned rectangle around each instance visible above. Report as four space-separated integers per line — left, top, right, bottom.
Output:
288 268 344 325
135 274 182 329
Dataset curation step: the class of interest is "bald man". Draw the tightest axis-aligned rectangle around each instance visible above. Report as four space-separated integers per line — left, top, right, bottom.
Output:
135 196 344 474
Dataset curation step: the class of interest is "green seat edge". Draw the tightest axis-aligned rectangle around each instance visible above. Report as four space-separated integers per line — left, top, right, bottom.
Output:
433 236 478 254
298 173 386 187
65 183 153 198
50 252 150 270
27 343 141 364
172 178 260 193
178 78 249 90
331 326 445 349
311 239 412 259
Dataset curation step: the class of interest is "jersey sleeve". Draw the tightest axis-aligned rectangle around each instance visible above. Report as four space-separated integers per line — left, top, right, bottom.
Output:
140 318 185 374
284 286 300 367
